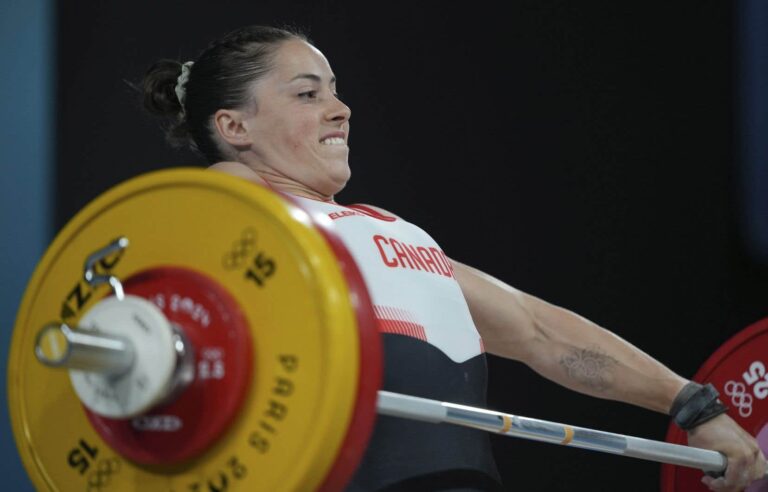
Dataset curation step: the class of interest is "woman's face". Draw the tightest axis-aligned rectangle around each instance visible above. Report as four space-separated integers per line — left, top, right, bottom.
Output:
240 39 351 197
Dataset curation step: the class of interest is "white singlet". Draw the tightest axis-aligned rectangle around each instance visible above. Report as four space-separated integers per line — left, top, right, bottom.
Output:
290 195 484 363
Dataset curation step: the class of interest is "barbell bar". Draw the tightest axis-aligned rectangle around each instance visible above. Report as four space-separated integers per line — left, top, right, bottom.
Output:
31 317 739 477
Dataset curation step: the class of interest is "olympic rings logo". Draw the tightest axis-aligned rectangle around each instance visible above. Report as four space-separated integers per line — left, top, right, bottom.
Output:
222 228 256 270
724 380 753 418
86 458 121 492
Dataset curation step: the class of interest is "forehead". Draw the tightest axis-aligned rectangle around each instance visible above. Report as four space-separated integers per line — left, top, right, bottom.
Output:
270 39 335 82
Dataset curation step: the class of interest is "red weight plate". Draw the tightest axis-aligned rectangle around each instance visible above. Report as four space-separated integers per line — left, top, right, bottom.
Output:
661 317 768 491
84 266 253 465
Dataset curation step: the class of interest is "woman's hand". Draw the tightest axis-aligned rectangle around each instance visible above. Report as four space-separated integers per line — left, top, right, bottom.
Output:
687 414 767 491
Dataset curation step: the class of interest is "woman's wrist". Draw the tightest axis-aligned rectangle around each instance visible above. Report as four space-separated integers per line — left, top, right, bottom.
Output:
669 381 729 430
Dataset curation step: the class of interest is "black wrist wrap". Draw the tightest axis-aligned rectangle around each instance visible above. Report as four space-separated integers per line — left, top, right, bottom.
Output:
670 382 729 431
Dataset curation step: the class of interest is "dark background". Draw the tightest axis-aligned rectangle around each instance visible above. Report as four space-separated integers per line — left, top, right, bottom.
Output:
55 1 768 490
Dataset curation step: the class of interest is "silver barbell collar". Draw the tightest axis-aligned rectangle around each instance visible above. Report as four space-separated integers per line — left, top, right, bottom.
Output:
34 295 193 418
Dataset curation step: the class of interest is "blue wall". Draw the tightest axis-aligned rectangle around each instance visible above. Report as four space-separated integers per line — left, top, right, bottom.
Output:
0 0 52 489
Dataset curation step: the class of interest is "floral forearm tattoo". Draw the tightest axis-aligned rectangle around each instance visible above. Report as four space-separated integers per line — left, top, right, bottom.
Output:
559 346 619 393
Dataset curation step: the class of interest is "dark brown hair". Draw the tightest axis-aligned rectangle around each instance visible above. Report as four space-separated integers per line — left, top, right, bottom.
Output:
141 25 308 163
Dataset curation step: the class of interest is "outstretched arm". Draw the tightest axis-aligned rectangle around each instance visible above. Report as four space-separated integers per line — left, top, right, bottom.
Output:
451 258 766 492
451 258 685 412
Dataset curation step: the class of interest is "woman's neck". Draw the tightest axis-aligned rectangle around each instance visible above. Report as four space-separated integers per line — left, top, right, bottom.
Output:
207 161 335 202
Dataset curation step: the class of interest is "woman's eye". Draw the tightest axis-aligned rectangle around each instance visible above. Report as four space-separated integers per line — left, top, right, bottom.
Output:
299 90 317 99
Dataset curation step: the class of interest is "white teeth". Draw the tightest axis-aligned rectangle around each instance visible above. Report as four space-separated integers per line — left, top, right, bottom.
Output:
320 137 345 145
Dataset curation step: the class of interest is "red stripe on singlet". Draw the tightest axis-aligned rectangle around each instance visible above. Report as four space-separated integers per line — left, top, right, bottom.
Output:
347 204 397 222
374 305 427 341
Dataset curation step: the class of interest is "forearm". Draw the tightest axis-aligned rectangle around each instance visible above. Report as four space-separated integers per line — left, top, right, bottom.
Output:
504 297 687 414
453 260 687 414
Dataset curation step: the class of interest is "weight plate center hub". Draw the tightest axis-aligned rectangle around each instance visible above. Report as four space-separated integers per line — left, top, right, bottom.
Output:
81 267 253 465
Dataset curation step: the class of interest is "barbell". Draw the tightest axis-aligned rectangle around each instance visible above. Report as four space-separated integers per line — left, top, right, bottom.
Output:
8 169 768 491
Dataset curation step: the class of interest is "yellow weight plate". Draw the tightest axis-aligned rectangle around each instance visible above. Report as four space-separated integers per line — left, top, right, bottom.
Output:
9 168 367 491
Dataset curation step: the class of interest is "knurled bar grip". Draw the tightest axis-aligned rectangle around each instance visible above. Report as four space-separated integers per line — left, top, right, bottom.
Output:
377 391 768 480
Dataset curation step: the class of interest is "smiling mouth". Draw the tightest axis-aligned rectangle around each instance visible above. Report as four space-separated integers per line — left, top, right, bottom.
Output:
320 137 346 146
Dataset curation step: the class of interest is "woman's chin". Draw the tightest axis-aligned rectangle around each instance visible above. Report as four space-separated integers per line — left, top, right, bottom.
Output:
326 163 351 192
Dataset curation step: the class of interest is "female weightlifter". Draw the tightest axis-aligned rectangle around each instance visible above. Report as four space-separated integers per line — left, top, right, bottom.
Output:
141 25 767 492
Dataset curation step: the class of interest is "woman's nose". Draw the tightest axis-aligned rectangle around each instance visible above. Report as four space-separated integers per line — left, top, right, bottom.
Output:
327 96 351 123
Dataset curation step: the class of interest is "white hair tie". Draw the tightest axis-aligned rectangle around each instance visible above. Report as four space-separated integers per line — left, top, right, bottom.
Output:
174 61 194 111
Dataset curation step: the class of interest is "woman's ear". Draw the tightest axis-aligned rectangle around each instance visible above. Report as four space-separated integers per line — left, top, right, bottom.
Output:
213 109 252 147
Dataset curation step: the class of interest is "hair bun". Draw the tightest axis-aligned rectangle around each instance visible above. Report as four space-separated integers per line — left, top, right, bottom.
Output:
142 59 184 117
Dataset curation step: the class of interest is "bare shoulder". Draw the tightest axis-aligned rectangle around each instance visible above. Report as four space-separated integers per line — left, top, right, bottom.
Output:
449 258 487 285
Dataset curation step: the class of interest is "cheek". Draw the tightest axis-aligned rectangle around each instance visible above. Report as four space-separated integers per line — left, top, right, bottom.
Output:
284 118 317 152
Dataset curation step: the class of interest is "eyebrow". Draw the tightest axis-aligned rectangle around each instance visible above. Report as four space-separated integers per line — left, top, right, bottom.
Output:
289 73 336 84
